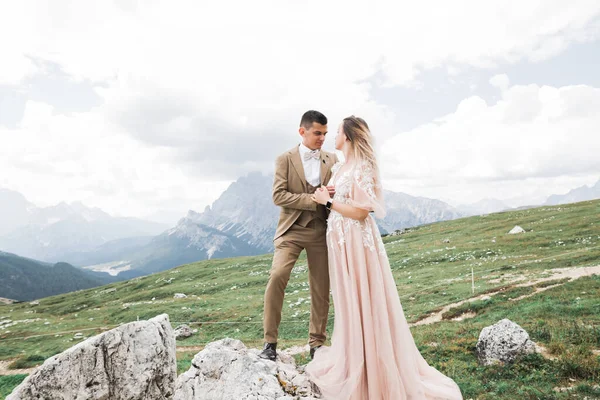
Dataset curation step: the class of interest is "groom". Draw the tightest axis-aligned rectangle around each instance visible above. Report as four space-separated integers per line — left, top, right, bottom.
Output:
259 110 338 361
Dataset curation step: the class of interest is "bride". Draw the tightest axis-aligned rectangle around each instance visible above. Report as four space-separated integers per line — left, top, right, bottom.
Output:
306 116 463 399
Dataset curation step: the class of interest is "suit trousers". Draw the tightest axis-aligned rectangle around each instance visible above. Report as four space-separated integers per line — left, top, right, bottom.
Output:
263 219 330 347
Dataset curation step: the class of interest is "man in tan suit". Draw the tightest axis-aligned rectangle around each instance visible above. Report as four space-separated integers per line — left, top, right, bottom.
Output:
259 110 338 361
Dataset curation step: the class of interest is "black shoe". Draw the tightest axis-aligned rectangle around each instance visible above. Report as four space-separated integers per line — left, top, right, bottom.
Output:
310 345 322 360
259 342 277 361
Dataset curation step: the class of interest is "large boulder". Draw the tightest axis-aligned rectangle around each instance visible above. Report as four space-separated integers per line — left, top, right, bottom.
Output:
175 338 320 400
8 314 177 400
476 318 536 365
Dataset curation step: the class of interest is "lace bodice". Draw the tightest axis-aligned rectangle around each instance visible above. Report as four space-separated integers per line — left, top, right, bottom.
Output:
327 160 385 254
329 161 353 204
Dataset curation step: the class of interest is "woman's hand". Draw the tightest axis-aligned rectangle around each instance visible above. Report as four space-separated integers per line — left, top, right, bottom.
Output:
311 186 331 205
312 186 369 220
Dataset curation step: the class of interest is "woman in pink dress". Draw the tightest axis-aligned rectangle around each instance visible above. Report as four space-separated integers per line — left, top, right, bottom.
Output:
306 116 463 400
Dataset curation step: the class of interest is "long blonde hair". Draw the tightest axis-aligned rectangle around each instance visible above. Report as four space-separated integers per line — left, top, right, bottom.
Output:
342 115 377 169
342 115 385 217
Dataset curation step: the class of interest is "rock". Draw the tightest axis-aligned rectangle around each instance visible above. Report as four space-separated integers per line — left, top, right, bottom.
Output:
8 314 177 400
174 324 193 340
476 318 536 365
443 238 450 243
73 332 84 339
508 226 525 234
280 345 310 357
29 300 40 306
175 338 321 400
174 293 187 299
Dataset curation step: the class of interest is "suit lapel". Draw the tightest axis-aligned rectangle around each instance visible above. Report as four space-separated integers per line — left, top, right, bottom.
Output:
290 146 307 191
320 152 330 185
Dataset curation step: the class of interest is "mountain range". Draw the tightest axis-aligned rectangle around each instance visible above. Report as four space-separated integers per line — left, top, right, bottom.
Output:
0 189 169 263
545 179 600 206
1 176 598 281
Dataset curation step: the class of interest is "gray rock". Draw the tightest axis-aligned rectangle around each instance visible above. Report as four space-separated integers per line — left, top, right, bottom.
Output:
174 324 193 340
508 225 525 234
476 318 536 365
174 293 187 299
175 338 321 400
8 314 177 400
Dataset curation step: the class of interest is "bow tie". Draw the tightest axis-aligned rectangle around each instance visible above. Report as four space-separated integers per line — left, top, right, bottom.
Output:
303 150 320 161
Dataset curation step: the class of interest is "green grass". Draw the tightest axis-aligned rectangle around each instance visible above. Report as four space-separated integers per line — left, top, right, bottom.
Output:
0 375 27 399
176 351 196 375
1 199 599 399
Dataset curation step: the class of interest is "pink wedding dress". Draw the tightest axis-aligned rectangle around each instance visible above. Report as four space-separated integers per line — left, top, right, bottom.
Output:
305 161 463 400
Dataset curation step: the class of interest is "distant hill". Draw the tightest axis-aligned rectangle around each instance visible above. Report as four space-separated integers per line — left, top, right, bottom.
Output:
127 219 265 274
457 198 510 216
59 236 155 267
0 251 119 301
380 190 463 232
545 179 600 205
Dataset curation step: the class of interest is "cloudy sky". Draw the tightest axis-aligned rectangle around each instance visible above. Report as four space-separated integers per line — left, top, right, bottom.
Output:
1 1 600 220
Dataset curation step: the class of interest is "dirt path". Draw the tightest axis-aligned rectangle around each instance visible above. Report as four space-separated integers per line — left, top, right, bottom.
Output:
176 346 204 353
5 326 116 341
412 265 600 326
0 360 37 376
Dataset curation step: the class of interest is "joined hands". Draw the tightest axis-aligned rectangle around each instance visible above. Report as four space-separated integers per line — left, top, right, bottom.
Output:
311 185 335 205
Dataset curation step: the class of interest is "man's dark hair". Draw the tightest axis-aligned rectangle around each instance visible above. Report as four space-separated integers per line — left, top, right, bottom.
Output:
300 110 327 129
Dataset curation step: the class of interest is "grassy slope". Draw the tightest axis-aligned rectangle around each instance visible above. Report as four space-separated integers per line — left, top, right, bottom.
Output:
1 199 599 399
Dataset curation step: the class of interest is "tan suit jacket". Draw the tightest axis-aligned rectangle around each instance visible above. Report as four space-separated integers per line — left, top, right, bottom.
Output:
272 145 338 240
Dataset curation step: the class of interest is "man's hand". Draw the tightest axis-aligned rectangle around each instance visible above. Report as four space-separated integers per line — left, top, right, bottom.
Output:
311 186 331 205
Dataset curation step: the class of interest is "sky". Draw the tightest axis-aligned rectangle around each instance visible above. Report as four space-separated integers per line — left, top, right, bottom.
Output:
1 0 600 220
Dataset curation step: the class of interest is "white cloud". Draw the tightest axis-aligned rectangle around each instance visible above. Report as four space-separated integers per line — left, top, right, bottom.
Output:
490 74 510 91
4 1 600 99
1 1 600 214
0 55 35 85
0 100 230 217
380 83 600 204
0 3 38 84
49 4 600 78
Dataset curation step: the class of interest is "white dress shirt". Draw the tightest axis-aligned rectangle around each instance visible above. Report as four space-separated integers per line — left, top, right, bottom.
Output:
298 143 321 187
